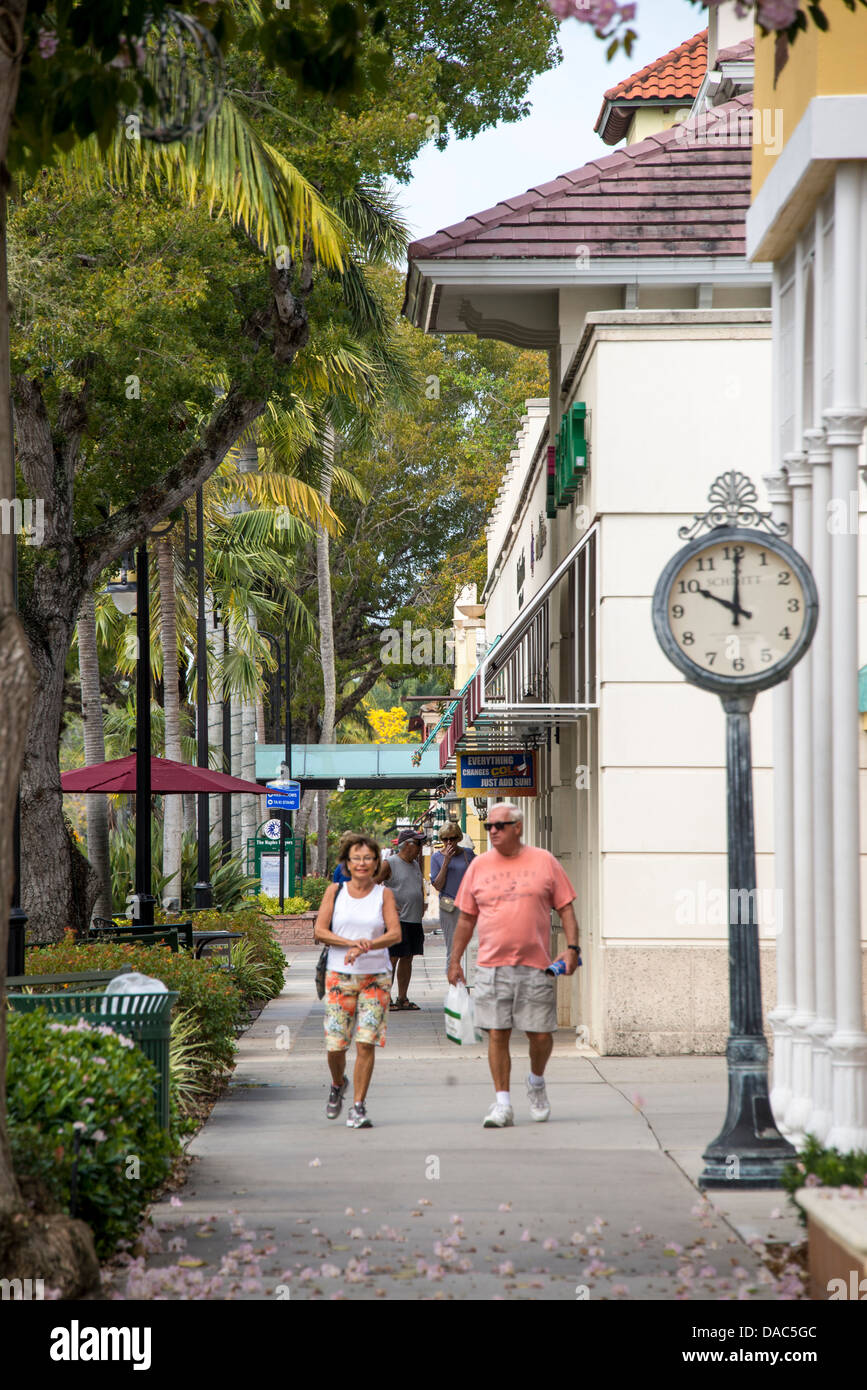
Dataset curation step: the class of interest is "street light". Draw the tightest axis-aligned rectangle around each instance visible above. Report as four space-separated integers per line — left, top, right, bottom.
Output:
262 627 293 910
192 488 212 909
106 543 156 925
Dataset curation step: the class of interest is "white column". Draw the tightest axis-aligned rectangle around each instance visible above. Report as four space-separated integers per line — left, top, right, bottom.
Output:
782 452 815 1140
804 428 835 1142
824 162 867 1152
763 471 796 1128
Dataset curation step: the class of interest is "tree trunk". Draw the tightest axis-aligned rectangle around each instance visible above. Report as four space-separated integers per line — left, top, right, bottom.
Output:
312 423 338 874
77 591 111 918
20 578 99 942
157 538 183 906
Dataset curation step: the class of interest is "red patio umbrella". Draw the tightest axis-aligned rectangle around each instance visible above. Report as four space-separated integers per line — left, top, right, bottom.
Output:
61 754 268 796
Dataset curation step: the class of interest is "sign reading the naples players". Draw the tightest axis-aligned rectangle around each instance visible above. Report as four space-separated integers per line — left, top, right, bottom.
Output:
456 752 536 797
265 780 301 811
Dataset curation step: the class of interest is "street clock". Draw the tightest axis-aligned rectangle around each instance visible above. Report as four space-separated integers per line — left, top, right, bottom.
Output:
652 525 818 694
650 471 818 1190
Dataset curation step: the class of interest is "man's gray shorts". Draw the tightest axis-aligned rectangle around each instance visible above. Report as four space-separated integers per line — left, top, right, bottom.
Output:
473 964 557 1033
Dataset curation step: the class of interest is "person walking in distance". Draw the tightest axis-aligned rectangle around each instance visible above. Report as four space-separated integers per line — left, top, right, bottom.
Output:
430 821 474 974
314 835 401 1128
380 827 426 1010
447 804 580 1127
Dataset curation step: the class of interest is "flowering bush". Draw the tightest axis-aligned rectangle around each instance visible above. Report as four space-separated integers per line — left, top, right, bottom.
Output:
26 936 244 1073
7 1011 173 1257
548 2 847 63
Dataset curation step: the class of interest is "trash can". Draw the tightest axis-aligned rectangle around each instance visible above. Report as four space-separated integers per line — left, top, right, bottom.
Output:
6 989 178 1130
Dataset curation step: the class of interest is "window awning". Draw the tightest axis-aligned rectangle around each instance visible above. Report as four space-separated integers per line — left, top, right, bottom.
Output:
420 526 599 771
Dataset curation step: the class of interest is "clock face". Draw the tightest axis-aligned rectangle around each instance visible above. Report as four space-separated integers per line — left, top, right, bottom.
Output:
653 529 818 692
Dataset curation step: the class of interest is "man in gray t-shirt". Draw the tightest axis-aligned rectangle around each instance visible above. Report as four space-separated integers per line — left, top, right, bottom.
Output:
380 828 426 1009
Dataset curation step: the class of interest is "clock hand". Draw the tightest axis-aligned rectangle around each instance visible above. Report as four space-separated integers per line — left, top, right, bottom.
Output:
732 552 742 627
696 586 753 621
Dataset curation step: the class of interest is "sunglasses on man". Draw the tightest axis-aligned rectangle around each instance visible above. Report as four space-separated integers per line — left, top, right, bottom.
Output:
484 820 518 831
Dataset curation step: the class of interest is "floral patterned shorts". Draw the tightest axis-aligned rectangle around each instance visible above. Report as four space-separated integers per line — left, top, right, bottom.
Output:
324 971 391 1052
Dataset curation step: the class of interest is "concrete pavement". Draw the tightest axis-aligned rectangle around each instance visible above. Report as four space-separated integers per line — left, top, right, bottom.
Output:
109 939 809 1301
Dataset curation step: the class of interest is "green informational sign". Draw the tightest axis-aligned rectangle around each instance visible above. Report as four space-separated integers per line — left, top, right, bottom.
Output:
247 819 301 897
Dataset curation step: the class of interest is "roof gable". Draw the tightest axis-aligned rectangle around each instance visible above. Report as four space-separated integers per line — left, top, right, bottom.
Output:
595 28 707 144
408 94 754 266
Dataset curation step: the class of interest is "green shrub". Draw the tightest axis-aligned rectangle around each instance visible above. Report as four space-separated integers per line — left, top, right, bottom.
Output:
781 1134 867 1224
169 1008 212 1133
26 937 243 1074
298 875 330 909
6 1010 174 1257
248 893 310 916
187 907 286 1000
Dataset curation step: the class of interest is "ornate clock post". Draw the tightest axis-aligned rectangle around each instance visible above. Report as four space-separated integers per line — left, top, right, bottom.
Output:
652 472 819 1187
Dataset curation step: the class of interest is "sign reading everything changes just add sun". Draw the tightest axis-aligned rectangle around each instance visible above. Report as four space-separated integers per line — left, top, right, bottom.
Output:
456 752 537 797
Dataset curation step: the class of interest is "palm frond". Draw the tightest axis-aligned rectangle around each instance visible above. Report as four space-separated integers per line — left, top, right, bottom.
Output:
63 94 346 269
334 183 410 266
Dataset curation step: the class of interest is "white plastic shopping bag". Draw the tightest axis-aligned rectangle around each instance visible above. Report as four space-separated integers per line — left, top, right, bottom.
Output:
444 982 482 1045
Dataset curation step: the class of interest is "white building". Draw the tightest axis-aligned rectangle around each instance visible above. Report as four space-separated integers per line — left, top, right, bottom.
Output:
408 22 790 1057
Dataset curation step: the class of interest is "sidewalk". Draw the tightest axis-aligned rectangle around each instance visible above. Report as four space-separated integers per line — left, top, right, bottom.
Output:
111 940 809 1301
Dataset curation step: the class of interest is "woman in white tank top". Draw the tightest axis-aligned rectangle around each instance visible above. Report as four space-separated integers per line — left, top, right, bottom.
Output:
314 835 401 1128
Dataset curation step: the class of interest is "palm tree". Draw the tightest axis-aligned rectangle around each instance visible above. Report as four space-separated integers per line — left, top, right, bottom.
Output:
76 592 111 918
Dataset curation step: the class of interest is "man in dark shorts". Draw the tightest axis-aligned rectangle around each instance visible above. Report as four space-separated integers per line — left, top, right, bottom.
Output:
380 828 426 1010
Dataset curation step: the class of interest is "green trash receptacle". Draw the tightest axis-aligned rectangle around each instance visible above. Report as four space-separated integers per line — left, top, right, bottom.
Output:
6 989 178 1130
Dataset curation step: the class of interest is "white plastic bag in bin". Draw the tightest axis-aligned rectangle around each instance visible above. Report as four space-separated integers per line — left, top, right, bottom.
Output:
444 982 482 1045
101 971 167 1015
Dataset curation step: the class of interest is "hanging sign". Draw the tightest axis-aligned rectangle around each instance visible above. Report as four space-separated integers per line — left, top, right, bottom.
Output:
266 780 301 811
456 752 536 796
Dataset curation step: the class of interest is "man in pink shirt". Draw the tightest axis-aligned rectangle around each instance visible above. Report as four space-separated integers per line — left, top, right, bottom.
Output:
448 803 580 1127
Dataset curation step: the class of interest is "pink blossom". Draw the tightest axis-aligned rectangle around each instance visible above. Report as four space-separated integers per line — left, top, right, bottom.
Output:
757 0 801 30
72 1121 87 1133
37 33 59 65
496 1260 515 1276
170 1196 183 1208
91 1129 107 1143
803 1173 822 1188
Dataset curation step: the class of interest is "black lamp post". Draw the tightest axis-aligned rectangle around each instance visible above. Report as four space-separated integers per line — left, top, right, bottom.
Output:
262 626 293 910
193 487 212 909
106 545 155 925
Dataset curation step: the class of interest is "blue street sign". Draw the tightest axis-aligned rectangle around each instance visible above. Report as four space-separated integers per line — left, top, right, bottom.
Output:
266 780 301 811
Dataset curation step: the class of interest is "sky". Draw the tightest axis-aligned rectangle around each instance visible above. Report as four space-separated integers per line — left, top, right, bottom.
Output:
396 0 710 243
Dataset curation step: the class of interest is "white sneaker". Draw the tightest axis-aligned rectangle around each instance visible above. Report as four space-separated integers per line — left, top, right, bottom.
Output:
482 1101 515 1128
526 1076 551 1122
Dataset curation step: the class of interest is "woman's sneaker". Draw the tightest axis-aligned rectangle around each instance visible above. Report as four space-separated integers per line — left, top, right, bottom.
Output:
482 1100 515 1128
346 1101 372 1128
326 1078 348 1119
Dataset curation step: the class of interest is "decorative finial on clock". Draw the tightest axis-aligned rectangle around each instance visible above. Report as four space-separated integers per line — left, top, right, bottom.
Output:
678 471 788 541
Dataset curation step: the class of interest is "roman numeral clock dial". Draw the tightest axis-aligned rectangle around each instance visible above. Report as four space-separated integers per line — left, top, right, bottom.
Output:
652 527 818 695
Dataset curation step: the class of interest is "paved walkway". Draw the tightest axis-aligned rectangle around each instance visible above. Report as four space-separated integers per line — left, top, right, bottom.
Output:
110 941 808 1301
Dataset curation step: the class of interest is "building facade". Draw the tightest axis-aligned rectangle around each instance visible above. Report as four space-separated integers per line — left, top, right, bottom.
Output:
747 7 867 1150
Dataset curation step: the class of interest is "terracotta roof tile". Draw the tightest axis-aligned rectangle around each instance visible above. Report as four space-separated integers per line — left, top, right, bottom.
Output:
406 94 754 266
717 37 755 63
600 28 707 104
594 29 707 144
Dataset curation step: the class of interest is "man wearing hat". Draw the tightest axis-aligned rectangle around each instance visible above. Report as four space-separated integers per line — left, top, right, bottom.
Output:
380 827 427 1009
430 822 475 975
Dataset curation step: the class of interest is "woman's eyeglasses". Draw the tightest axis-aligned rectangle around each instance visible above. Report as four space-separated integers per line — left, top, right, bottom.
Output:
348 856 376 865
